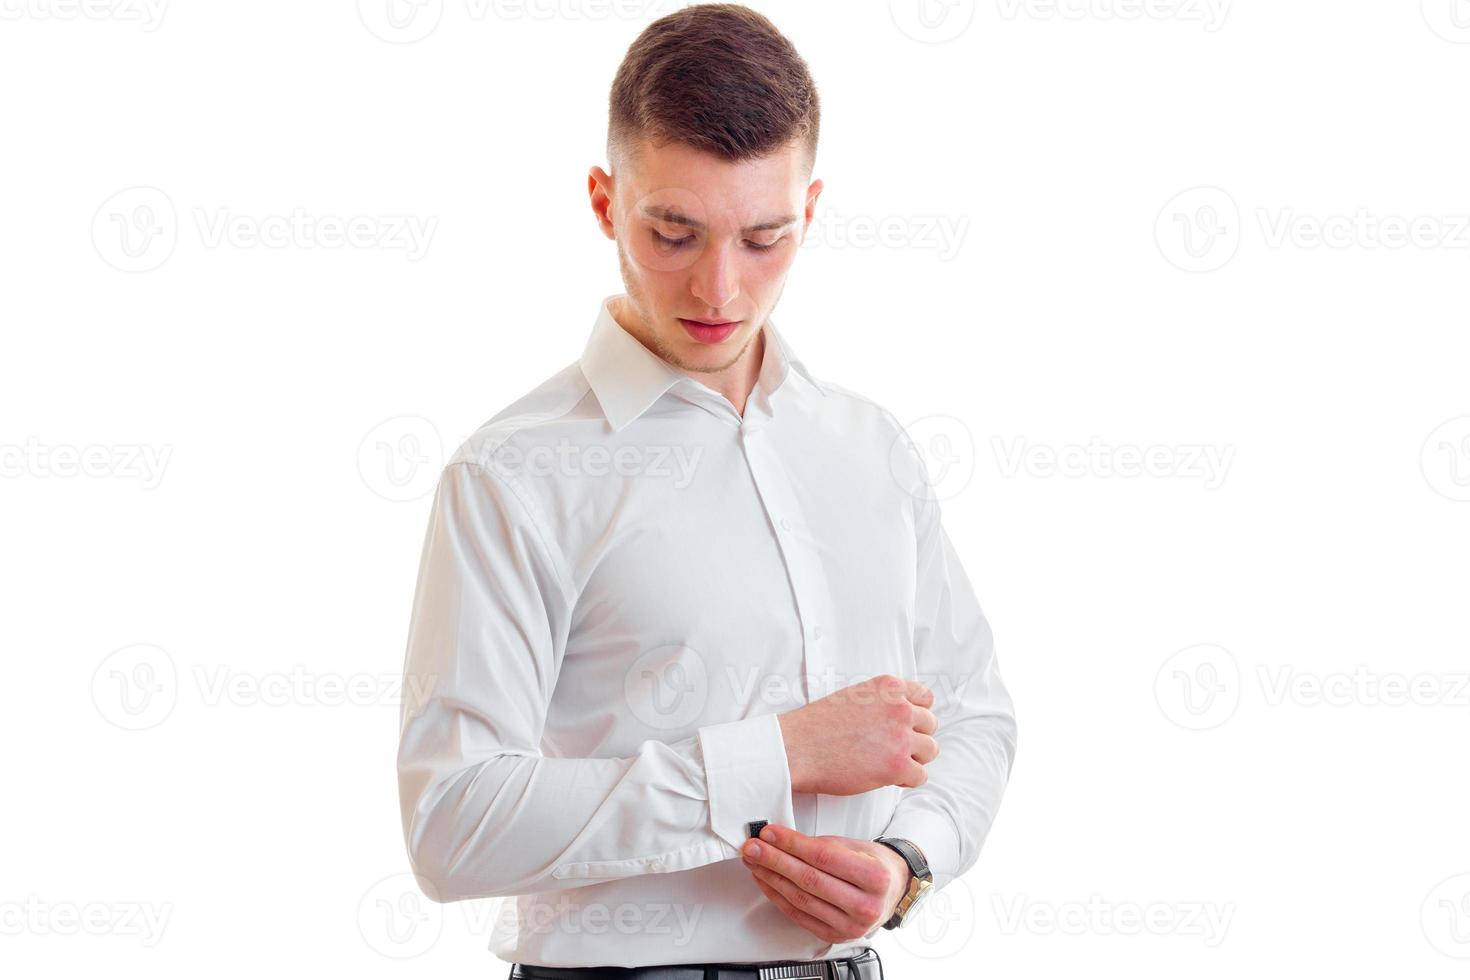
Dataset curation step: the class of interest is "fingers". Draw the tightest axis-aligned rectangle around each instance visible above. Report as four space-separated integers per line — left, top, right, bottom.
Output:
749 871 844 943
896 759 929 788
904 678 934 709
909 730 939 765
906 702 938 786
746 834 870 922
745 861 850 933
741 829 895 942
910 703 938 736
751 824 887 892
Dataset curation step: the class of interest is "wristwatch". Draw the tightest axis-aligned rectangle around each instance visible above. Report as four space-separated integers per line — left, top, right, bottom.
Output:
873 836 934 929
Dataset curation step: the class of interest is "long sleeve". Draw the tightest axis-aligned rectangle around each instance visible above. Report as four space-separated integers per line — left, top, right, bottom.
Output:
396 460 797 902
877 479 1017 892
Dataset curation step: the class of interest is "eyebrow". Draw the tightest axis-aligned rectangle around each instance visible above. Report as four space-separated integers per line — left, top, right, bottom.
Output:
640 205 798 235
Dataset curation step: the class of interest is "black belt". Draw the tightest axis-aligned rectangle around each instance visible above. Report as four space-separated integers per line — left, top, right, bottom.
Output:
510 944 882 980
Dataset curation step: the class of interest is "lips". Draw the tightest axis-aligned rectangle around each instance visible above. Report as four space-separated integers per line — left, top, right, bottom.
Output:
679 318 741 345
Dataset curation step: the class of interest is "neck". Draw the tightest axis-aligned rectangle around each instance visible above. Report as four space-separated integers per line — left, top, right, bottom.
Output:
714 327 764 417
611 295 766 416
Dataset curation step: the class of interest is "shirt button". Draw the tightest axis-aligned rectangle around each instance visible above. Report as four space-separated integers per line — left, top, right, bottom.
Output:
648 859 664 872
812 626 824 640
780 517 792 530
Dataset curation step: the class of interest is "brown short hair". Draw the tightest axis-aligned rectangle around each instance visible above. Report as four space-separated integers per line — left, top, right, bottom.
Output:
607 3 820 176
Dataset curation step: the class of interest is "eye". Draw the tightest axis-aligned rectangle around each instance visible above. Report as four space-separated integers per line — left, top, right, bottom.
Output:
651 230 783 251
652 230 693 249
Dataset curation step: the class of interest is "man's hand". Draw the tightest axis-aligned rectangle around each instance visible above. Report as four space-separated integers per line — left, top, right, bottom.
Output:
739 822 911 943
777 674 939 796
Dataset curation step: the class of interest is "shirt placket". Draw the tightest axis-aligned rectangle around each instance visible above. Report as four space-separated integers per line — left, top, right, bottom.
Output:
737 418 840 704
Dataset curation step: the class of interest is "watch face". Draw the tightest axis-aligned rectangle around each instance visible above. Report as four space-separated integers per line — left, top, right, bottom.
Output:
904 881 934 921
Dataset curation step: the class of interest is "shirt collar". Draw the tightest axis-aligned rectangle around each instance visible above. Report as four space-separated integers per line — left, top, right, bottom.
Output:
579 294 825 432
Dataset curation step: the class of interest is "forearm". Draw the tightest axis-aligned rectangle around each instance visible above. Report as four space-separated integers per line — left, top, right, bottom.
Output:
776 711 811 793
399 709 797 900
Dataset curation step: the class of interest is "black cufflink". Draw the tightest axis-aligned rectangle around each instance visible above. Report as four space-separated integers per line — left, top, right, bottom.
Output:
746 820 768 839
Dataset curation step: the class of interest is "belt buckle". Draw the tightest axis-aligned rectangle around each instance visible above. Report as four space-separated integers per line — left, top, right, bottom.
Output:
756 963 829 980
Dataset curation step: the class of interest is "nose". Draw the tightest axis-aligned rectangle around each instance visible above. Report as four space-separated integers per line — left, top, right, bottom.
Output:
688 238 739 311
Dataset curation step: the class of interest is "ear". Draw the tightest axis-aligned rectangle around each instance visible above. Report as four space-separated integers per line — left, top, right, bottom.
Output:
802 178 824 237
588 166 617 241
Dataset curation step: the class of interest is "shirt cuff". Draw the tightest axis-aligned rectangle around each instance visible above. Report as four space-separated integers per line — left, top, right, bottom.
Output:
698 712 797 855
879 806 962 891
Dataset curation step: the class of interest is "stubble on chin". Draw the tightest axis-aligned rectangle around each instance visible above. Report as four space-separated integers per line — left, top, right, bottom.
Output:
652 326 759 375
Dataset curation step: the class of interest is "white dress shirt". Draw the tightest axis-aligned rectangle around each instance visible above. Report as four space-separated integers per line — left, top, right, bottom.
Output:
396 293 1017 967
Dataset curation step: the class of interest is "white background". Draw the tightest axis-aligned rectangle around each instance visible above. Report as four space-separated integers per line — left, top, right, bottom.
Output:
3 0 1469 977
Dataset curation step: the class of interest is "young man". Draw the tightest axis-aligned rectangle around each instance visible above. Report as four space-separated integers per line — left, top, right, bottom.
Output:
396 5 1016 975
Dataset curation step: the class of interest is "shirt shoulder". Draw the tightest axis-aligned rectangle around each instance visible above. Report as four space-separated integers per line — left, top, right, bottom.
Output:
813 377 907 434
446 359 601 475
809 376 928 465
815 377 941 516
